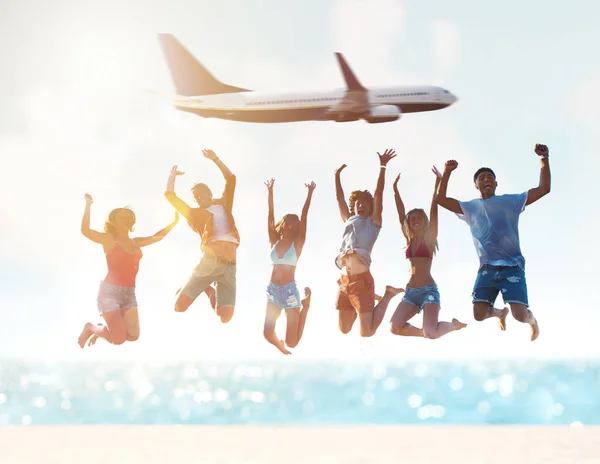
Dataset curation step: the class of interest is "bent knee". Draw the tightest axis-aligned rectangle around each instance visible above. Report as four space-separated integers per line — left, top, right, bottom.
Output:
423 330 439 339
112 336 127 345
285 337 299 348
390 322 405 336
126 332 140 342
359 328 374 338
339 325 352 334
473 310 488 321
216 306 234 323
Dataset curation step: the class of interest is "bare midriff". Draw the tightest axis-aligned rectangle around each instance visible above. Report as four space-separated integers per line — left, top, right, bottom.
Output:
270 264 296 286
406 256 436 288
341 253 369 276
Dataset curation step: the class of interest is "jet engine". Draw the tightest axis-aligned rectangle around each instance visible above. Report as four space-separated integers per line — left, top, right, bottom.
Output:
365 105 401 123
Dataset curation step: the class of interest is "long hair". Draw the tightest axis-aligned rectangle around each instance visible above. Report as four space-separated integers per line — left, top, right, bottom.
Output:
104 207 136 237
275 213 300 238
348 190 374 215
402 208 438 255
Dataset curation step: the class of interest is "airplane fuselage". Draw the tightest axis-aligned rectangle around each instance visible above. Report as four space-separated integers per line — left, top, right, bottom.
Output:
173 85 457 124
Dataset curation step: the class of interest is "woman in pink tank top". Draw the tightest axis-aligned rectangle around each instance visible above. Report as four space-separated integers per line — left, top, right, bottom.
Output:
77 193 179 348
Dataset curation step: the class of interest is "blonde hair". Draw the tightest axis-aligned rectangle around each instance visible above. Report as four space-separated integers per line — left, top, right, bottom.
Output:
403 208 438 255
104 207 136 237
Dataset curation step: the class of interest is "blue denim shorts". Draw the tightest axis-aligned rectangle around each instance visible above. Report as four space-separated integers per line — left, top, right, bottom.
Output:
97 281 137 315
472 265 528 307
267 281 301 310
401 284 441 312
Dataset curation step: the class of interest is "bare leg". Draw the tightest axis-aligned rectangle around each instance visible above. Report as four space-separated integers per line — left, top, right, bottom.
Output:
338 311 357 334
359 286 404 337
422 303 467 339
390 301 422 336
78 311 127 348
296 287 311 342
473 302 509 330
509 303 539 341
263 302 291 355
204 285 216 310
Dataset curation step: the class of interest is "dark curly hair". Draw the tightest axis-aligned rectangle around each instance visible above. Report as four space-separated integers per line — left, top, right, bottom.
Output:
349 190 374 215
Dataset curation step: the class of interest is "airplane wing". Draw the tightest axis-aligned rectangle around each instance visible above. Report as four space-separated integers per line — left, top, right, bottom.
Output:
325 53 369 120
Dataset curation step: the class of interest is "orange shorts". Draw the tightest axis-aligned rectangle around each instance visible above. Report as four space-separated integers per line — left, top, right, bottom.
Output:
335 271 375 313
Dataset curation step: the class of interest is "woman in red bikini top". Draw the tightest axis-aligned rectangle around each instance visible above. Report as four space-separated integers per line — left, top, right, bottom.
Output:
77 193 179 349
388 167 467 341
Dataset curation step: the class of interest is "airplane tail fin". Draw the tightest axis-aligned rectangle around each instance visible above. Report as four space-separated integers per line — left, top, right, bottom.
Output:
158 33 250 96
335 53 366 91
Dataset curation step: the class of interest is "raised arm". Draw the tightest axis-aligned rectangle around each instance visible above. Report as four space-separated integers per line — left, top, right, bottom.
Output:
335 164 350 222
164 165 194 221
136 213 179 247
80 194 113 245
265 179 278 247
525 143 551 206
392 174 408 240
372 149 397 226
203 150 236 211
436 160 463 214
428 166 442 241
299 181 316 241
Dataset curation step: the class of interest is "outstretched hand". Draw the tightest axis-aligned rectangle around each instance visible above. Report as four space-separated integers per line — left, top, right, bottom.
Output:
393 173 401 188
169 165 185 178
335 164 347 176
305 181 316 193
377 148 397 166
432 165 442 178
444 160 458 173
202 149 218 161
173 212 180 224
84 193 93 205
534 143 549 157
265 178 275 189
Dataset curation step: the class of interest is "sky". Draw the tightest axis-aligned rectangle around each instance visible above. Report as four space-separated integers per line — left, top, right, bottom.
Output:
0 0 598 362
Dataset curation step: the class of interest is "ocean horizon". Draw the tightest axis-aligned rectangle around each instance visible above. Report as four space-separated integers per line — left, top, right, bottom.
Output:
1 358 598 426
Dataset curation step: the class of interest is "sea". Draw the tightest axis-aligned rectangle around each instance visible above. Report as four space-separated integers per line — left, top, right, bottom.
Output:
1 359 599 426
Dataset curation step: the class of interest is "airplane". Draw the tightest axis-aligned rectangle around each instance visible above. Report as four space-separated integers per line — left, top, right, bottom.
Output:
157 33 458 124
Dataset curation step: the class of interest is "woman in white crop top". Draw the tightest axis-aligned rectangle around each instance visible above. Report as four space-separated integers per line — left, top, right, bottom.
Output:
263 178 316 355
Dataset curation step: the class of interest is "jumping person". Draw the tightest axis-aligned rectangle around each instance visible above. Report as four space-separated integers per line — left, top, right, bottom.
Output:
77 194 179 348
436 144 551 341
164 149 240 323
334 149 404 337
389 167 467 339
263 179 315 355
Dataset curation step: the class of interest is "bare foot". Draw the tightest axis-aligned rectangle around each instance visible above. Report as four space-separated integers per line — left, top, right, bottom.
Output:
530 318 540 341
275 340 292 355
452 318 468 331
384 286 405 297
301 287 312 309
77 323 94 348
205 285 216 310
497 307 509 331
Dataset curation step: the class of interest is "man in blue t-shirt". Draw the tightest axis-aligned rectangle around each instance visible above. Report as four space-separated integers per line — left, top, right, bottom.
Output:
436 144 551 341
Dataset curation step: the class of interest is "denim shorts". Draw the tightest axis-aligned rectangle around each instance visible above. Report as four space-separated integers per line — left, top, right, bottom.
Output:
401 284 441 312
267 281 301 310
97 281 137 315
472 265 528 307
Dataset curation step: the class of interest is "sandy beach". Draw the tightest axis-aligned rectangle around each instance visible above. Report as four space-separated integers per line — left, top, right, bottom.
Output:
1 425 598 463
